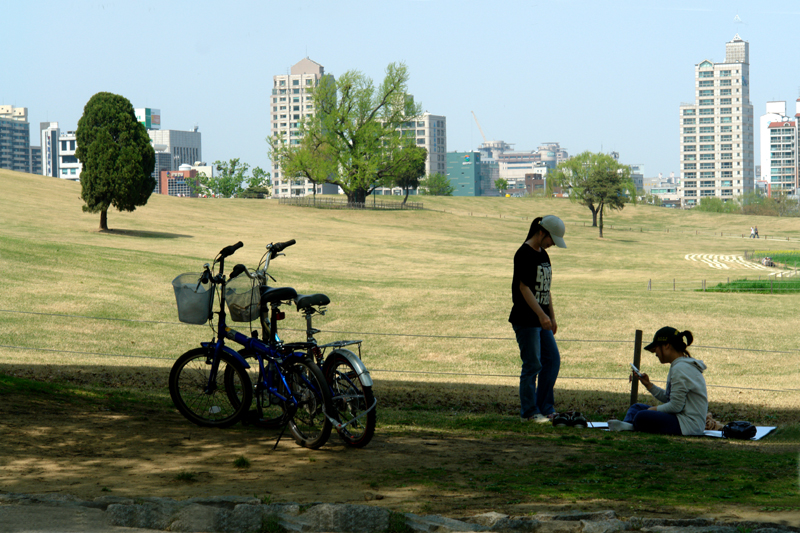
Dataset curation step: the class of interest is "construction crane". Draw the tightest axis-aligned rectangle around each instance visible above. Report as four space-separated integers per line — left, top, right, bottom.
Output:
471 111 488 144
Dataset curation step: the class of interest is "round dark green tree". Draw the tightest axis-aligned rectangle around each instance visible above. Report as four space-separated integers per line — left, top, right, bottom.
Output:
75 92 156 230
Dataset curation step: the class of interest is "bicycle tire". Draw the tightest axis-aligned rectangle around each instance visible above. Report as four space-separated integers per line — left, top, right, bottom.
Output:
227 348 289 428
169 347 252 428
285 358 333 449
324 350 376 448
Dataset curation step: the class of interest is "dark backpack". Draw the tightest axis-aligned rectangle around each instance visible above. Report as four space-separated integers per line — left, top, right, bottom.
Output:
722 421 757 440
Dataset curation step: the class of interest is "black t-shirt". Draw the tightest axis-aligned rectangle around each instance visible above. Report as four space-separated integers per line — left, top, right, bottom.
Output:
509 243 552 327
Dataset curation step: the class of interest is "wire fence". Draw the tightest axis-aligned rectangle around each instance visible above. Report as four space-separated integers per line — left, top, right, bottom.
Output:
647 277 800 292
1 308 799 394
278 197 423 210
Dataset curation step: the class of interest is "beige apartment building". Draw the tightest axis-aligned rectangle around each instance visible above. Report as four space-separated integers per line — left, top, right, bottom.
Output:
678 34 755 208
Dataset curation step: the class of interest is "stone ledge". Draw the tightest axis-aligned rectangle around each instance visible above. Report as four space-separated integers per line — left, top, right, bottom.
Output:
0 493 798 533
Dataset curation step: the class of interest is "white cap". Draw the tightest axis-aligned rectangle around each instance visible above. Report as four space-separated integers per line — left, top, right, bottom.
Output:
540 215 566 248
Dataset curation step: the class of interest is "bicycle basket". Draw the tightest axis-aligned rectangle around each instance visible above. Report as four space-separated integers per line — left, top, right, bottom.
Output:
225 275 260 322
172 273 214 325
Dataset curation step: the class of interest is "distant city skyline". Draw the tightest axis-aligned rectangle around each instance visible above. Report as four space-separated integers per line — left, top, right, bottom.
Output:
5 1 800 179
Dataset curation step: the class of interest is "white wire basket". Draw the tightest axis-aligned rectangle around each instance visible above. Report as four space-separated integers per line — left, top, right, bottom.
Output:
225 275 260 322
172 273 214 325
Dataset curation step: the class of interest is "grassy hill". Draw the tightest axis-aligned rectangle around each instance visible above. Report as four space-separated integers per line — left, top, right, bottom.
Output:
1 168 799 423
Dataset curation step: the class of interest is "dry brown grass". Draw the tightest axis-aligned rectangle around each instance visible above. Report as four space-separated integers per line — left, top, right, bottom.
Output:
1 168 798 422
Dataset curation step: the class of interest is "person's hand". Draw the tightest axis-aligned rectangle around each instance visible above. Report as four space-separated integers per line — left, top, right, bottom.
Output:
539 314 553 331
639 373 652 389
551 317 558 335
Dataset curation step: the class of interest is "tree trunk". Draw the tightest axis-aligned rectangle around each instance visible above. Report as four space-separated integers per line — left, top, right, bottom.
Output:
590 204 599 227
402 187 409 205
598 203 604 238
99 209 109 231
347 188 368 206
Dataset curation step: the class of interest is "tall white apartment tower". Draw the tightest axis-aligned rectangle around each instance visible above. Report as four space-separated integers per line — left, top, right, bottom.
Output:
678 34 755 208
270 58 338 198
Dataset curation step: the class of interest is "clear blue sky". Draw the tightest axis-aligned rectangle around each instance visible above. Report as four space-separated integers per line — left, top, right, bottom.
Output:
5 0 800 178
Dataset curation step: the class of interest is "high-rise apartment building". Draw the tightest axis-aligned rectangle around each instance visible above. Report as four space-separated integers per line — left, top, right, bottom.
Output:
270 58 339 198
678 34 755 208
40 122 60 177
147 128 201 171
58 131 81 181
0 105 31 173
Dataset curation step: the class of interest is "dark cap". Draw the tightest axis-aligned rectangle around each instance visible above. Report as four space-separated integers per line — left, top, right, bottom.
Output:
644 327 681 352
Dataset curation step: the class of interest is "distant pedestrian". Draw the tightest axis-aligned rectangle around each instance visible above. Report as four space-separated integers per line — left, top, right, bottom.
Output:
750 227 755 238
754 226 759 238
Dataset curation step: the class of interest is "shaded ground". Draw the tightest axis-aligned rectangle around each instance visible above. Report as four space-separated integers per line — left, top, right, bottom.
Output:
1 366 798 527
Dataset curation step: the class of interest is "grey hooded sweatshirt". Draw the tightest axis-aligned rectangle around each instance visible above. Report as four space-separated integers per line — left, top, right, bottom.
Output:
648 356 708 436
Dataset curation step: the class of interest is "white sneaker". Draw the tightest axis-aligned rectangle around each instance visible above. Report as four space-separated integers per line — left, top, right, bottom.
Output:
523 414 551 424
608 420 634 432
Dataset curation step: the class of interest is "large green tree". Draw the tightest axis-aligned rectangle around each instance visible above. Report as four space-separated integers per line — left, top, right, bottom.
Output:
552 151 636 238
271 62 423 204
75 92 156 230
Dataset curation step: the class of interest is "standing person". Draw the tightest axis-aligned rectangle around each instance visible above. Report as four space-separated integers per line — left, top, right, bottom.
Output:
754 226 759 238
509 215 567 423
750 227 755 238
609 328 708 435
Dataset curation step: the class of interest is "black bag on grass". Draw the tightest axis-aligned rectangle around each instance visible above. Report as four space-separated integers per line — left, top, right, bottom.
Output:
722 421 757 440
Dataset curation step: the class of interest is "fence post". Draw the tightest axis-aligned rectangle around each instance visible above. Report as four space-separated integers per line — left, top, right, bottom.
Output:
771 278 773 294
630 330 643 406
648 279 651 291
673 279 676 291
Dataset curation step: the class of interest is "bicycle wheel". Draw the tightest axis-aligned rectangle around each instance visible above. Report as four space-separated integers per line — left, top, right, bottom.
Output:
284 358 333 449
227 348 289 428
169 347 252 428
324 350 376 448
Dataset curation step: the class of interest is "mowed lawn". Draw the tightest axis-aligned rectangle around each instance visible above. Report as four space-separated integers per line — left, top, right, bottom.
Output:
1 168 799 424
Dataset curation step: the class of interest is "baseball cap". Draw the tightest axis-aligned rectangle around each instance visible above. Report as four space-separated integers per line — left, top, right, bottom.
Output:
644 327 681 352
540 215 567 248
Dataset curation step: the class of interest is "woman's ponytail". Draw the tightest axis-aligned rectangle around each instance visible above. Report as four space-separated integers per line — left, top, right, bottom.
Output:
525 217 545 241
670 330 694 357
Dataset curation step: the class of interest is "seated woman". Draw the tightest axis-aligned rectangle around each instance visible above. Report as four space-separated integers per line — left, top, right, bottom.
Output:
609 327 708 436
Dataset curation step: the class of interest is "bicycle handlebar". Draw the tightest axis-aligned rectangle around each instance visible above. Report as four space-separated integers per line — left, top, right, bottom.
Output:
218 241 243 259
270 239 296 257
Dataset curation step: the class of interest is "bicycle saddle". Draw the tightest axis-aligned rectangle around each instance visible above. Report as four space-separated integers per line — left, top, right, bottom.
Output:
295 293 330 310
259 286 298 303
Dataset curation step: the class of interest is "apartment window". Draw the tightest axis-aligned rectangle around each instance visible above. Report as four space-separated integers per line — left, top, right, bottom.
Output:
720 89 732 96
306 79 312 85
721 144 732 150
683 118 696 124
720 125 732 132
685 190 697 196
699 90 713 97
416 138 424 144
720 117 732 123
699 99 714 106
293 106 300 111
721 162 732 169
684 181 697 187
721 189 732 196
699 126 714 133
273 115 278 120
273 98 277 103
293 114 300 119
699 72 713 78
720 79 731 86
683 109 696 116
684 136 696 143
280 114 286 119
293 89 300 94
720 135 732 141
700 163 715 169
720 108 731 115
721 171 733 178
684 163 697 170
699 80 713 87
721 153 732 160
293 79 299 86
700 108 714 115
700 118 714 124
684 145 696 152
292 97 299 102
699 135 713 142
683 127 696 134
720 98 732 105
279 106 286 110
280 80 285 86
720 70 731 77
700 180 715 187
684 154 696 161
699 144 714 152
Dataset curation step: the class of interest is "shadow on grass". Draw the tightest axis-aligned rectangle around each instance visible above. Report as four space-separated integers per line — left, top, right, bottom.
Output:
98 228 194 239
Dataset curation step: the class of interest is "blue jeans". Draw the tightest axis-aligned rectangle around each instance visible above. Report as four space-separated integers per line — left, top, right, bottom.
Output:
513 325 560 418
624 403 682 435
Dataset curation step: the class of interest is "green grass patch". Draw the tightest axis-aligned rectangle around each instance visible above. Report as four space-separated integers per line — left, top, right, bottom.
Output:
704 278 800 293
750 250 800 266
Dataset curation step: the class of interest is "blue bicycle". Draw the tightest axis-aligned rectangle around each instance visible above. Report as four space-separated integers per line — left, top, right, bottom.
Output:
169 242 334 449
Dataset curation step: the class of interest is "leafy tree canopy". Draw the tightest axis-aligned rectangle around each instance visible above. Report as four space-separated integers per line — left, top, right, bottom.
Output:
552 151 636 237
193 159 270 198
384 145 427 204
420 172 455 196
75 92 156 230
270 62 423 204
495 178 509 195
